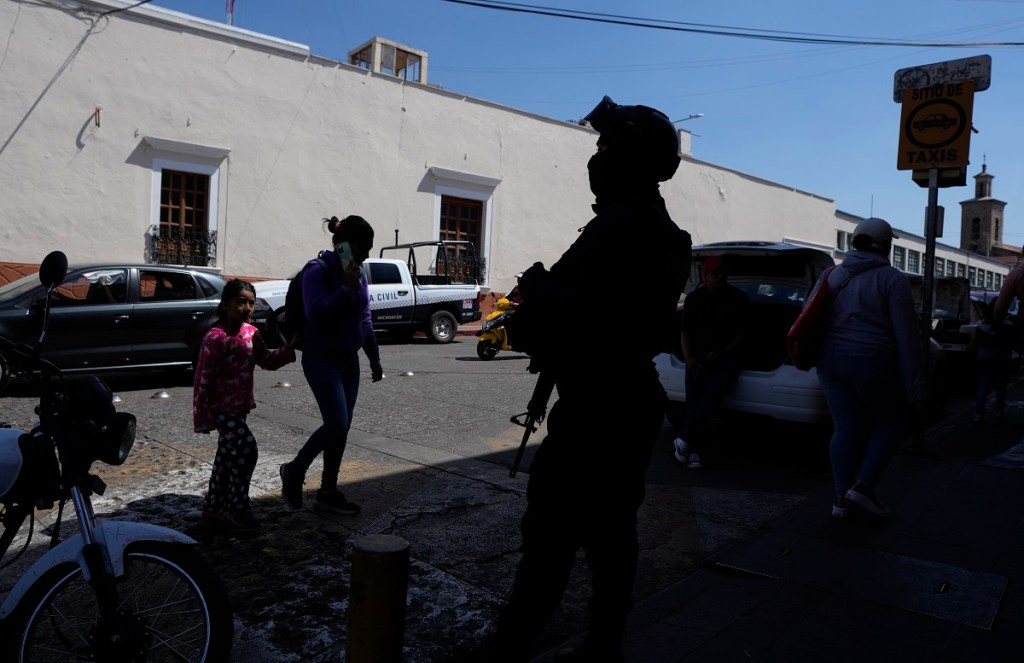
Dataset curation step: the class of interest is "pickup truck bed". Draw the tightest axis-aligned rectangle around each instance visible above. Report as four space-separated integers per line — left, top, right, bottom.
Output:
253 241 483 346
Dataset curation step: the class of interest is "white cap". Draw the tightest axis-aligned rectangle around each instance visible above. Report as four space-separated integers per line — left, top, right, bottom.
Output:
853 217 898 250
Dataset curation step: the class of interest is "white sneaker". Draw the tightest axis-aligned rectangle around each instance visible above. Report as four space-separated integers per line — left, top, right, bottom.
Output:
687 453 702 470
672 437 688 464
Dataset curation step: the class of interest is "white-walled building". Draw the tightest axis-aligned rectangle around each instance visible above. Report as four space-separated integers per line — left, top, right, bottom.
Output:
0 0 1010 294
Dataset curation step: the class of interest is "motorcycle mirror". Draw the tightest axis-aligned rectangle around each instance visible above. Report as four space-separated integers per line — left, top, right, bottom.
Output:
36 251 67 351
38 251 68 289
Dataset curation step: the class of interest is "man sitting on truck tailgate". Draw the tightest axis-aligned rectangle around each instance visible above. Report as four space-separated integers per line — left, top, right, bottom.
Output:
672 255 749 470
486 96 692 662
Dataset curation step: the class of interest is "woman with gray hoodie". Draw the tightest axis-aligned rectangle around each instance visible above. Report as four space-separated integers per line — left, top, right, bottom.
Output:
816 217 926 519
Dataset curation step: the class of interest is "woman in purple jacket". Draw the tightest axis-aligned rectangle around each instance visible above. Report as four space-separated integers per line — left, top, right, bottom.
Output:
279 215 384 515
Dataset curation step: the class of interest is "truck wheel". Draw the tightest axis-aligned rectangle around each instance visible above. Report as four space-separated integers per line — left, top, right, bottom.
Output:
428 311 458 343
477 340 499 360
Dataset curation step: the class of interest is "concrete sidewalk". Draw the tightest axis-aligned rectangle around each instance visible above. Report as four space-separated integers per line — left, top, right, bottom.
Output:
533 384 1024 662
3 353 1019 662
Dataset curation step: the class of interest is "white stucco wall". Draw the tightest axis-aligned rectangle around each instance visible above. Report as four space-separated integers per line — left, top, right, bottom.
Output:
1 0 840 293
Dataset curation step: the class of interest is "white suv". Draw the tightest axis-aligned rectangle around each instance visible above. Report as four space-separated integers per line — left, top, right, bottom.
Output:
654 241 947 426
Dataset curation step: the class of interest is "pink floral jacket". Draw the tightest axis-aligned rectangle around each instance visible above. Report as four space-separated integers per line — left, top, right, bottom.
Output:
193 323 294 433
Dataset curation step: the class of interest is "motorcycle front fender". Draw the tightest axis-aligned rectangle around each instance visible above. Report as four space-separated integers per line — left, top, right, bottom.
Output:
0 520 196 619
478 330 500 343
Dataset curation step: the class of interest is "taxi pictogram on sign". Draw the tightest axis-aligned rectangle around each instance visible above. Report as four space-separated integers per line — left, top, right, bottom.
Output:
897 81 974 170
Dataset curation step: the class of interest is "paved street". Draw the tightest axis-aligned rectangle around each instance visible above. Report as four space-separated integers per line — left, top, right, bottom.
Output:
1 339 1019 662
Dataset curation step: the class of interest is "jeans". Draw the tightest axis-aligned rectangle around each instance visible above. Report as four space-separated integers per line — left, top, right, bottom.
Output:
290 352 360 493
975 358 1008 417
817 343 907 498
679 354 740 454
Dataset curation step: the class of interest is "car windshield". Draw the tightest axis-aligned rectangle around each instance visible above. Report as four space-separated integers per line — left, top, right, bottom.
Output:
0 272 41 303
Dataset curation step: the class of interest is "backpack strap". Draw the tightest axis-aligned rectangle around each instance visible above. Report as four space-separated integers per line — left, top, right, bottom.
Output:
828 262 885 302
827 266 854 300
312 255 337 291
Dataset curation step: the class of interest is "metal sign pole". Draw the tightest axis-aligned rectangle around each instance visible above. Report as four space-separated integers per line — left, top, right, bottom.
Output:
895 56 990 454
915 167 939 453
921 167 939 340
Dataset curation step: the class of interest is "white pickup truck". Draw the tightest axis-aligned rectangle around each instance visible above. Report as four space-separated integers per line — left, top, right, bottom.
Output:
253 240 482 345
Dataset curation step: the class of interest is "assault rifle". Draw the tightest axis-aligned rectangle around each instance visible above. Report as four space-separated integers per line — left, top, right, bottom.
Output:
508 371 555 477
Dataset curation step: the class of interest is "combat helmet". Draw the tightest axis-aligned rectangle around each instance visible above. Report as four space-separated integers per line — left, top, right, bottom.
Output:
582 95 681 182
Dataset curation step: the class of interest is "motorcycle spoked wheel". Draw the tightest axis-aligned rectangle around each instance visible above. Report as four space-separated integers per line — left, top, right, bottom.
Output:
2 542 233 663
476 339 499 360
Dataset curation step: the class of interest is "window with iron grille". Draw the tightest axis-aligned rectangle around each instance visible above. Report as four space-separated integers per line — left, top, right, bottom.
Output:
150 169 217 266
142 137 227 268
440 195 482 259
428 167 500 286
437 196 485 283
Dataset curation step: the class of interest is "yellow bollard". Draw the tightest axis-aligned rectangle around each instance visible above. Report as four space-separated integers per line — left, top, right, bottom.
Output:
346 534 410 662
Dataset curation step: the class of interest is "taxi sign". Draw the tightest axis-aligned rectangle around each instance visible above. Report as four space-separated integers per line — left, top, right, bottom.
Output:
897 81 974 171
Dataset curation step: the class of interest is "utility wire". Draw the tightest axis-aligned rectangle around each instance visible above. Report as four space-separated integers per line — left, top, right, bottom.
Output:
442 0 1024 47
99 0 155 16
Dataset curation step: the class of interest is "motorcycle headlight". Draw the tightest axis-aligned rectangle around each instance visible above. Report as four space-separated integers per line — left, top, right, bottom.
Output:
92 412 136 466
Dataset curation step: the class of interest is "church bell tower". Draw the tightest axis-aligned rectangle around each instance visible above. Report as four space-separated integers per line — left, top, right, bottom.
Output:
959 163 1007 256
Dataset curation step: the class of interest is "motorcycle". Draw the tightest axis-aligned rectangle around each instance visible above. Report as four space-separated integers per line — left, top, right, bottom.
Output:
0 251 233 662
476 294 516 360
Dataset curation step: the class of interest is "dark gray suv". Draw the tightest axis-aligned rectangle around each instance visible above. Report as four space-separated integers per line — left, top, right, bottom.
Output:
0 264 226 392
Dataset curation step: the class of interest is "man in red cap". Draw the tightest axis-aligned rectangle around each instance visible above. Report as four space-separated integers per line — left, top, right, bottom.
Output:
672 254 749 469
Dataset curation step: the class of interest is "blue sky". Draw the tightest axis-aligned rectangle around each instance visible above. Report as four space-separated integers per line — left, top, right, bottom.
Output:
151 0 1024 246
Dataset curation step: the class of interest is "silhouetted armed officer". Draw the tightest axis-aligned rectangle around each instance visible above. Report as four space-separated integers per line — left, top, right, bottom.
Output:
491 96 692 662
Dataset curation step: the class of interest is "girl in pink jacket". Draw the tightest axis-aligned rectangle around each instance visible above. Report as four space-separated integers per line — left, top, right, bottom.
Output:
194 279 295 528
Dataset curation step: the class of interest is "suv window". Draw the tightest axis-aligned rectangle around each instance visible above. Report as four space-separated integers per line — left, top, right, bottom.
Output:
52 269 129 306
140 270 196 302
195 275 219 298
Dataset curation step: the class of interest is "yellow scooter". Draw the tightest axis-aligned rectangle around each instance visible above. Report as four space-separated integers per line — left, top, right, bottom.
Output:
476 295 515 360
